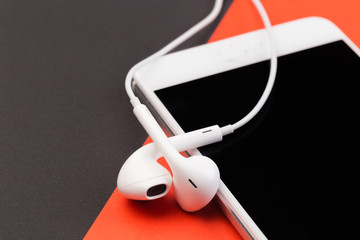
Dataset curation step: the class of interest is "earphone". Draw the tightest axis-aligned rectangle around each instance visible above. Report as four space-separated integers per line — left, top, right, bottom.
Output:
117 0 278 212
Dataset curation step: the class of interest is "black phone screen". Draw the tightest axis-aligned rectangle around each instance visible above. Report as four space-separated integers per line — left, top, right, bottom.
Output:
155 41 360 239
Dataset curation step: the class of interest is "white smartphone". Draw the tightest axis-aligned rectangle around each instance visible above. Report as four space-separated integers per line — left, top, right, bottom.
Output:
132 17 360 239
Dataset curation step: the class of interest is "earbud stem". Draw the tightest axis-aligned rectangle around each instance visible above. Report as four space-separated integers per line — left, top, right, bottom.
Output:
133 104 184 163
133 104 223 164
168 126 223 152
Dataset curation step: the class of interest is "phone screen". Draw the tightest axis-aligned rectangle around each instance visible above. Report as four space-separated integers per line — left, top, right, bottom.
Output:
155 40 359 239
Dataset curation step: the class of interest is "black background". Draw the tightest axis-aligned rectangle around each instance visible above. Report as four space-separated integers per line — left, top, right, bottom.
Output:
0 1 232 239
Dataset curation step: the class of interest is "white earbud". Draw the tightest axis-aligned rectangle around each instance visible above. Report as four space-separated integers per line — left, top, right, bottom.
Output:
117 118 224 201
169 154 220 212
117 104 224 212
117 143 172 200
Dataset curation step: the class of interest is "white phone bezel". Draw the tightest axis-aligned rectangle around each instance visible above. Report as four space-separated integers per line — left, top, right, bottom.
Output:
132 17 360 239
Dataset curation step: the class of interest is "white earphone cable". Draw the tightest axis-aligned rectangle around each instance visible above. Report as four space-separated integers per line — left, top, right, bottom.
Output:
125 0 277 136
229 0 277 133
